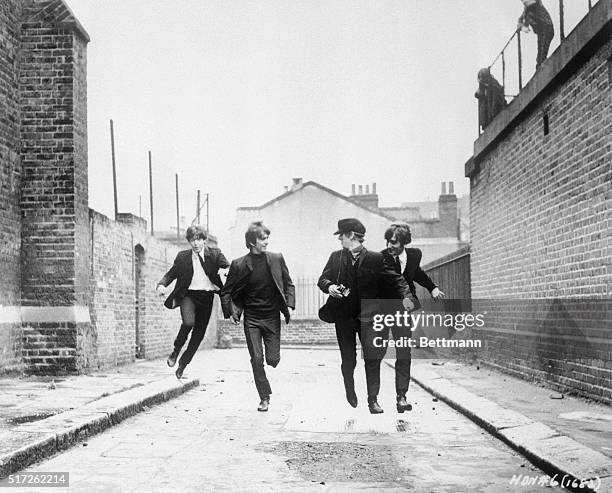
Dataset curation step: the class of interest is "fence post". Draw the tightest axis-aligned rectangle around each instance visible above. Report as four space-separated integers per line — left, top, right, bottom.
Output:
517 30 523 90
502 51 506 95
559 0 565 40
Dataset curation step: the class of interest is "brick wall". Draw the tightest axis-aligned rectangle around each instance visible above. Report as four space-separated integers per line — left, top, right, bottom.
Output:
467 7 612 403
89 210 219 369
19 1 89 306
16 1 92 374
218 319 336 346
0 0 24 370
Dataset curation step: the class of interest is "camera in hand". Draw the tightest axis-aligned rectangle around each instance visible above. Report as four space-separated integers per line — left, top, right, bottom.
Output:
337 284 351 297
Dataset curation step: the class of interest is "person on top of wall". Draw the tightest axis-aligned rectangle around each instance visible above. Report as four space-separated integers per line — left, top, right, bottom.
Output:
381 221 445 412
157 225 229 379
220 221 295 412
517 0 554 69
317 218 415 414
474 67 506 131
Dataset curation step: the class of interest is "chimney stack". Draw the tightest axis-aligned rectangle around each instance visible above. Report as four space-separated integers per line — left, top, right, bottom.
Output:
290 178 303 191
349 183 379 210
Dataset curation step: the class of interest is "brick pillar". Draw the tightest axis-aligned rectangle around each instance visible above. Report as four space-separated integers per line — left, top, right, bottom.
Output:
0 0 25 371
19 0 92 373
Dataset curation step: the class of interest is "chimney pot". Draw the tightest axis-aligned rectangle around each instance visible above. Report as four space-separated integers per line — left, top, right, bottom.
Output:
358 185 363 195
441 182 447 195
449 181 454 194
351 184 356 195
365 184 370 194
372 182 377 194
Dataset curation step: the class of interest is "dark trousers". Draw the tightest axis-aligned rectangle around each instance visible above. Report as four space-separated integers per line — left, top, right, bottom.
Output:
536 27 554 68
174 290 215 368
244 312 281 399
376 326 412 397
335 317 381 400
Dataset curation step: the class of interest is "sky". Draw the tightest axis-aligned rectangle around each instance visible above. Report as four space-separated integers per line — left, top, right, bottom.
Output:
64 0 593 245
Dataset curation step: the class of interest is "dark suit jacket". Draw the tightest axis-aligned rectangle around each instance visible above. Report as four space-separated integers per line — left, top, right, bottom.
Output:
220 251 295 321
158 246 230 309
317 248 412 320
381 247 437 300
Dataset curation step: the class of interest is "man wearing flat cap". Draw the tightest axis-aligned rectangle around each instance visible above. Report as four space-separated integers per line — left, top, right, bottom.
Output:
317 218 415 414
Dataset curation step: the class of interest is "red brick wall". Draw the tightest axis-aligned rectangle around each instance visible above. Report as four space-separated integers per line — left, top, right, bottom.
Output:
468 32 612 403
0 0 24 370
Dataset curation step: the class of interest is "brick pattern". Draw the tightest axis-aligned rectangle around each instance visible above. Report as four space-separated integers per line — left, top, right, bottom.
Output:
0 0 24 370
18 11 85 305
88 210 222 369
218 319 337 346
469 38 612 403
21 323 77 374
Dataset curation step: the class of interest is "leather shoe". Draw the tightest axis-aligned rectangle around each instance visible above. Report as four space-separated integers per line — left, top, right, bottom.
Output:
175 366 184 380
257 397 270 412
368 398 384 414
396 395 412 413
345 388 358 408
167 349 179 367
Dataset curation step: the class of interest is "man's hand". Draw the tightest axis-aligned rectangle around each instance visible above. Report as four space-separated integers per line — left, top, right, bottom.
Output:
284 308 294 324
230 315 240 325
431 288 445 301
402 297 415 312
156 285 166 298
328 284 343 299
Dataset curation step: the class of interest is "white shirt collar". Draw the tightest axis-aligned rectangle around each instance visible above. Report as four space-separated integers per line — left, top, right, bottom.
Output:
396 248 407 262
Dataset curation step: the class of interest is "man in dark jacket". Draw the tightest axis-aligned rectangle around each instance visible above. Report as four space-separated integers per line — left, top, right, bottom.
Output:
518 0 554 68
318 218 414 414
221 221 295 412
157 225 229 379
381 222 445 412
474 67 506 131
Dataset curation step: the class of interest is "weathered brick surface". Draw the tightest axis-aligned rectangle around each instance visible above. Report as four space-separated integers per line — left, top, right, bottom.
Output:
218 319 337 346
89 210 219 369
0 0 24 370
468 34 612 403
18 7 88 306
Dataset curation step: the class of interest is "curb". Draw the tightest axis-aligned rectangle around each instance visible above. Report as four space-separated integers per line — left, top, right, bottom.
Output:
386 362 612 493
0 376 199 479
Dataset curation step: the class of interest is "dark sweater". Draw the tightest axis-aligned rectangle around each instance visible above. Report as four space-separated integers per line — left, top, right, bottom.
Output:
244 253 279 316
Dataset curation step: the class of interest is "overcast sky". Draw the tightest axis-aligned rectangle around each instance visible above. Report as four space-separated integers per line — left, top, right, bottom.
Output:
65 0 591 244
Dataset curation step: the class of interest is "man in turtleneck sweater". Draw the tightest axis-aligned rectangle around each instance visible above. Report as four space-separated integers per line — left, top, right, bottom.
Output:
221 222 295 412
318 218 415 414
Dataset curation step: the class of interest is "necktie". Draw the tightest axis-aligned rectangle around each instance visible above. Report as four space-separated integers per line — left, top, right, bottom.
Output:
197 253 206 272
394 256 402 274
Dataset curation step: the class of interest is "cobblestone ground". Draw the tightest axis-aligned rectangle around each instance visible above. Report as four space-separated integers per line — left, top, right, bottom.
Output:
14 348 566 492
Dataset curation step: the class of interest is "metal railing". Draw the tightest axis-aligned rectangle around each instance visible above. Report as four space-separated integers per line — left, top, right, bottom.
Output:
487 0 599 100
293 278 327 319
